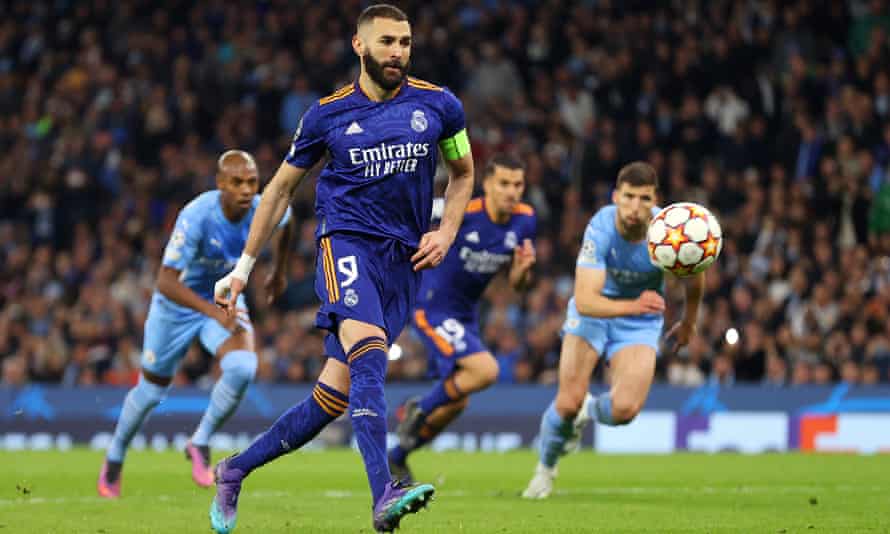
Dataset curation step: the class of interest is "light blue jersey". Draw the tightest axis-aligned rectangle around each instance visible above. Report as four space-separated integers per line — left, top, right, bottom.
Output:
563 205 664 360
142 190 291 376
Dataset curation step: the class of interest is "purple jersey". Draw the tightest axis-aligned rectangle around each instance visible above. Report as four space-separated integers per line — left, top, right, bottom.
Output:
285 78 466 247
417 197 537 320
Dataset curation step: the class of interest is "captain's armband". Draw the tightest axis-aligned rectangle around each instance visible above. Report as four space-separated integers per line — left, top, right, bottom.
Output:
438 129 471 161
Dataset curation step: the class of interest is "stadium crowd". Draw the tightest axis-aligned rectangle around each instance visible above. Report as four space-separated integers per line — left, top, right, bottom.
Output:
2 0 890 389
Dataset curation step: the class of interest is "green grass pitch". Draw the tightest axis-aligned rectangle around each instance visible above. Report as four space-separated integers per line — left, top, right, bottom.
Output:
2 449 889 533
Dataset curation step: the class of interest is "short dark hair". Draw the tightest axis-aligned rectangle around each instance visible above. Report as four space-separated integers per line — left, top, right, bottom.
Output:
357 4 409 30
483 154 524 179
616 161 658 189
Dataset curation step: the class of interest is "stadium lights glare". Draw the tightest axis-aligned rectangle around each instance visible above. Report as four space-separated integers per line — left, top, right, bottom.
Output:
388 343 403 361
725 328 739 346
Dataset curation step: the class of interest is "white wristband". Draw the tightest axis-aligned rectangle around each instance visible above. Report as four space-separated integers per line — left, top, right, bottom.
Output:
233 254 256 281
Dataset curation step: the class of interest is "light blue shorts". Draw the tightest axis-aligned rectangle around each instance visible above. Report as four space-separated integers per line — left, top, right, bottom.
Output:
141 295 252 377
562 299 663 360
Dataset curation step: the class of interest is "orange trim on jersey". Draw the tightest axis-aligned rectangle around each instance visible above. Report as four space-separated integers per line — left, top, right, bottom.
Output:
319 240 332 302
312 389 341 417
321 237 340 304
314 386 348 414
512 202 535 216
347 341 388 363
465 198 484 214
413 309 455 356
319 85 355 106
407 77 442 91
325 237 340 302
355 79 404 101
319 239 333 302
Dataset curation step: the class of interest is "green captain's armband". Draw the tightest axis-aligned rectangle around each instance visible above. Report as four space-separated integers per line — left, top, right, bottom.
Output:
438 129 471 161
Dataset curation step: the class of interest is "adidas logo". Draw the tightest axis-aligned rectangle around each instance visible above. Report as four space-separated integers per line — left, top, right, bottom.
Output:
345 121 364 135
466 231 480 243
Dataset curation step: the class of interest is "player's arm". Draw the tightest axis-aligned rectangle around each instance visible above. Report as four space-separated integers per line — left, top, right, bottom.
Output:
665 271 705 350
438 151 474 240
412 135 474 271
216 103 325 310
680 271 705 324
242 163 305 261
215 163 308 311
157 216 236 329
574 266 663 318
508 238 536 291
264 210 297 304
573 218 665 317
156 266 231 324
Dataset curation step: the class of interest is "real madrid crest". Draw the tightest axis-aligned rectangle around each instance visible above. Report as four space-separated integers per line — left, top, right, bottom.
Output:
504 231 518 249
411 110 428 132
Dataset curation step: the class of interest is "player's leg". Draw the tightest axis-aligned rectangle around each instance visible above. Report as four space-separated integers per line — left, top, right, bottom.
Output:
406 314 497 433
362 237 437 532
581 315 661 426
590 343 657 425
98 372 170 498
100 311 199 498
339 317 434 532
523 309 604 500
544 333 600 458
187 309 256 487
210 356 350 533
522 334 599 499
390 340 497 480
337 319 393 496
389 395 470 483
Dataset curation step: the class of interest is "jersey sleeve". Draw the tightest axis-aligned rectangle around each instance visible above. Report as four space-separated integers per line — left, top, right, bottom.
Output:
577 217 609 270
284 102 326 169
524 213 538 242
162 208 202 271
439 89 467 140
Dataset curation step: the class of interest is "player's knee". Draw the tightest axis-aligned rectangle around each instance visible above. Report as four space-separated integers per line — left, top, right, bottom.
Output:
554 388 585 419
476 356 499 388
610 397 643 425
136 375 168 407
221 350 258 385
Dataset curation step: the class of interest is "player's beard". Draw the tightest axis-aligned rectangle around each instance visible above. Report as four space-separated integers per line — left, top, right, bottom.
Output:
619 212 648 240
363 51 408 91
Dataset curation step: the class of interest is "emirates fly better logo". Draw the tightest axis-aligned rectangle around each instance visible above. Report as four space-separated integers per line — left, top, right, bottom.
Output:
349 142 430 178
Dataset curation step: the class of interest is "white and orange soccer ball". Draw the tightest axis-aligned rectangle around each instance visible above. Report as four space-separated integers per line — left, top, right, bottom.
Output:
647 202 722 277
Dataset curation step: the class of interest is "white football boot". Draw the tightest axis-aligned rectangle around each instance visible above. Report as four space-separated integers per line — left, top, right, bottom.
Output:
522 462 558 499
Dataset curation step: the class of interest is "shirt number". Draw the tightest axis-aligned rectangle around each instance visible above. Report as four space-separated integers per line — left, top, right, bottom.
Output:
337 255 358 288
435 318 467 352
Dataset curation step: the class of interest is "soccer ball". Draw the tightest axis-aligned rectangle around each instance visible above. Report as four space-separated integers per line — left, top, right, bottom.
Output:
647 202 722 277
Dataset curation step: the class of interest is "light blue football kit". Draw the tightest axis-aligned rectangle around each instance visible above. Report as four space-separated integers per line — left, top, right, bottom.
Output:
562 204 664 359
531 204 665 475
143 190 292 376
103 190 291 467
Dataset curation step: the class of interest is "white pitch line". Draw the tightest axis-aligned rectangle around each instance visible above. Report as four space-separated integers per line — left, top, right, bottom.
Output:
1 485 884 506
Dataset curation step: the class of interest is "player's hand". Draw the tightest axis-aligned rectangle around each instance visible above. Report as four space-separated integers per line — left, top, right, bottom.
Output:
214 272 246 315
665 320 696 355
411 229 454 271
263 271 288 305
212 306 242 333
631 290 666 315
513 238 536 273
